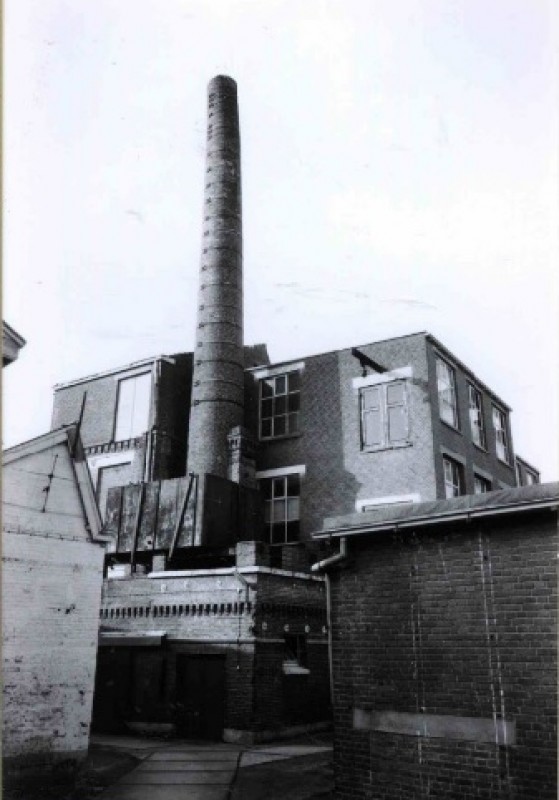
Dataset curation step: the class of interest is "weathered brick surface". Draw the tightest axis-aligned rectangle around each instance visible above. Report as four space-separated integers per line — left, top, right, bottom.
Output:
248 333 520 541
2 531 105 765
247 334 438 540
52 332 523 540
330 511 557 799
187 76 245 480
97 568 329 735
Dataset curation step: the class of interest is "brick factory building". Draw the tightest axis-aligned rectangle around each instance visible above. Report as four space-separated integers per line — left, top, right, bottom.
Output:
53 330 537 540
2 425 106 775
48 75 543 745
313 483 558 800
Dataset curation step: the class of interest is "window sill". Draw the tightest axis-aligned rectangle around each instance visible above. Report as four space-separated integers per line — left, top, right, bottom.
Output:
361 441 413 454
497 456 512 467
269 541 304 548
472 442 488 454
282 661 310 676
259 432 302 443
440 419 462 435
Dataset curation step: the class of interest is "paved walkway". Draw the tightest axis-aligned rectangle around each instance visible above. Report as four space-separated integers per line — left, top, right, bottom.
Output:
92 735 331 799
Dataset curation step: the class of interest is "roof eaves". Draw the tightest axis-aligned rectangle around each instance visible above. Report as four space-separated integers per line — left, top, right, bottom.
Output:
426 333 511 411
53 355 176 390
245 331 429 374
313 492 559 541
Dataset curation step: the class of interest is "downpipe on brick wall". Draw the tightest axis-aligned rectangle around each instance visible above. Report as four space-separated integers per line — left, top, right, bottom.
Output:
311 538 348 707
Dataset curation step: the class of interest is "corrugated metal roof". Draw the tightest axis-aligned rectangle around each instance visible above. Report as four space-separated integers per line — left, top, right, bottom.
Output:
314 483 559 539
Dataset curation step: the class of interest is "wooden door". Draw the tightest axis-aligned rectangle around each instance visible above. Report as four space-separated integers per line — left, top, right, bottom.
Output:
175 654 225 740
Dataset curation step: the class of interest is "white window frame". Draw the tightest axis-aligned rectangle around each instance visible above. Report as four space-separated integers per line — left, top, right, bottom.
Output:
356 493 421 512
468 383 486 449
436 356 459 429
87 451 134 492
474 473 492 494
359 380 409 450
443 455 464 498
258 370 301 441
492 405 511 464
257 466 304 545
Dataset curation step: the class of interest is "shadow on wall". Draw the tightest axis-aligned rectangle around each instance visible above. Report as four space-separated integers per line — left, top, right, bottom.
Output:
248 351 361 539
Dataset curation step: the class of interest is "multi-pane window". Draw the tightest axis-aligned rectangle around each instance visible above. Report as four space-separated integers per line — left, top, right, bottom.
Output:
443 456 464 498
360 381 408 449
468 384 486 449
436 357 459 428
524 471 536 486
114 372 151 441
492 406 510 463
474 474 492 494
260 372 300 439
260 473 301 544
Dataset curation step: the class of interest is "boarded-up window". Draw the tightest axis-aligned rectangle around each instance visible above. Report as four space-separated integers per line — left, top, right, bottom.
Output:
360 381 408 449
115 372 152 441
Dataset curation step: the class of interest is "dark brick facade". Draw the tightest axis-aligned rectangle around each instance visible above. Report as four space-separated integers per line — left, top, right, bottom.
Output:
321 490 557 799
52 354 193 488
94 563 329 741
52 331 525 543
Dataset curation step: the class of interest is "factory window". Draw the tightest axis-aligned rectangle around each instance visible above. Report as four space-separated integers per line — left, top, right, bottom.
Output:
443 456 464 498
492 406 511 464
468 384 486 449
360 381 408 449
114 372 151 441
474 474 492 494
436 357 459 428
260 472 301 544
259 371 300 439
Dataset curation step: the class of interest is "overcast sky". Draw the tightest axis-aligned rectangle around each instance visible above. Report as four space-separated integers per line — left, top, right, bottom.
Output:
3 0 558 479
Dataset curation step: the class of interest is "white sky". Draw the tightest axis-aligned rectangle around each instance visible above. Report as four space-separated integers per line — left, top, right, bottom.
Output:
3 0 558 480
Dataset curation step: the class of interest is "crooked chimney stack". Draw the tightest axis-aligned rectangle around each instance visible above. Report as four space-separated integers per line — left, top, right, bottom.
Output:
186 76 244 479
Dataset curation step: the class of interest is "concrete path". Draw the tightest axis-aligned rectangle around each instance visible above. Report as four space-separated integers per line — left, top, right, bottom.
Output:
92 735 332 799
96 741 241 799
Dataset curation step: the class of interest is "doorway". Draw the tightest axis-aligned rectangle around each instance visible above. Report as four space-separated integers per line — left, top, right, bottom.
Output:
175 654 226 740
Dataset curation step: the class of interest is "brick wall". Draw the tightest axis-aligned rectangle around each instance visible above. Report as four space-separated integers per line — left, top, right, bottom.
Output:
249 333 438 540
2 531 105 768
52 354 193 487
425 337 517 495
329 510 557 799
96 567 329 737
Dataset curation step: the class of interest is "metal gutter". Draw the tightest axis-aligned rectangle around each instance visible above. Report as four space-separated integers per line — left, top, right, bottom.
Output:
313 498 559 540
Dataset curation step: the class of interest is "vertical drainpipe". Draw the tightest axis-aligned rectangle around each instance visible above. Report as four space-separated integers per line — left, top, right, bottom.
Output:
186 75 244 482
311 537 348 707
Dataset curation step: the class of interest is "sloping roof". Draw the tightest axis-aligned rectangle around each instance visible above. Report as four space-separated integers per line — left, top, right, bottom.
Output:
2 321 26 366
2 425 104 541
314 483 559 539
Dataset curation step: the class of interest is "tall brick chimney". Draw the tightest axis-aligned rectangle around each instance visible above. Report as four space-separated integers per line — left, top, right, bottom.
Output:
187 75 244 479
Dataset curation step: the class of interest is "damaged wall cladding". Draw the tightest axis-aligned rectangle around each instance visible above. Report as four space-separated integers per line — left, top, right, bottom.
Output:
329 505 558 800
2 431 105 774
